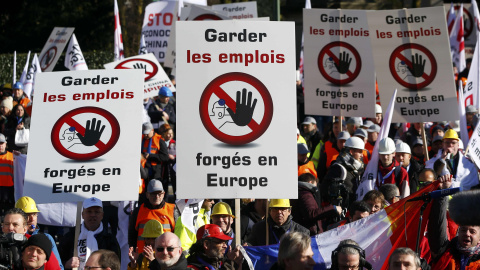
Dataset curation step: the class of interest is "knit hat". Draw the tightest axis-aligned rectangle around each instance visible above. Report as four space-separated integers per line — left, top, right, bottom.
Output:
1 97 13 111
25 234 52 260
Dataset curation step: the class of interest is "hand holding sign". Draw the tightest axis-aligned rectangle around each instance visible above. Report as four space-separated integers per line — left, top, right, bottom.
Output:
77 118 106 146
335 51 352 74
226 88 257 127
407 53 426 78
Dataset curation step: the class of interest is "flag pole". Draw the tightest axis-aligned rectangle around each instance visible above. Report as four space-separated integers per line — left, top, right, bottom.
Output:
421 123 429 161
235 199 241 246
72 201 82 270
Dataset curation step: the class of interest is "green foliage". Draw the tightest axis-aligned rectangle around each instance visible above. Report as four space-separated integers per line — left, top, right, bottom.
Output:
0 51 114 84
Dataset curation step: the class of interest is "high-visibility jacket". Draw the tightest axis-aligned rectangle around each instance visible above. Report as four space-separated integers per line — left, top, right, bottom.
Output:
141 133 163 167
365 141 375 155
433 247 480 270
325 141 340 169
0 151 13 187
135 203 175 253
298 161 317 178
174 208 210 253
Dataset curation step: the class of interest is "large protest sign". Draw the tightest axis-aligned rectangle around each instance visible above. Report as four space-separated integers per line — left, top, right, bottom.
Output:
104 53 175 99
303 9 376 117
142 1 177 63
24 69 144 203
368 7 458 123
176 21 297 199
38 27 75 72
212 2 258 20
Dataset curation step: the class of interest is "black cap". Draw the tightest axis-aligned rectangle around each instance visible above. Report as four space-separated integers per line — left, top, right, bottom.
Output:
25 234 52 260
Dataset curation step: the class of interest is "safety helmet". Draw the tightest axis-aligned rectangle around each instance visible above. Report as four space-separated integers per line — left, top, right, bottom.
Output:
15 196 40 213
211 202 235 218
345 137 365 150
375 104 382 114
2 83 12 90
140 219 164 238
443 129 459 140
395 142 411 154
269 199 291 208
158 86 173 97
378 137 396 154
13 81 23 90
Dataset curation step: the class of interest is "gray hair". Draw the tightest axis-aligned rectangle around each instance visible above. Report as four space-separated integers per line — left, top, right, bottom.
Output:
337 239 361 256
278 232 311 268
388 247 421 269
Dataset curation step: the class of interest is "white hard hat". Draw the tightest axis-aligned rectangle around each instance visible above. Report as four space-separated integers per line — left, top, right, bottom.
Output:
375 104 382 114
395 142 411 154
345 137 365 150
378 137 396 154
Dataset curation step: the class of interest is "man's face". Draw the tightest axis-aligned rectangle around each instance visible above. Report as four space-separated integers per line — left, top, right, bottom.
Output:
298 153 309 164
365 199 382 214
303 123 316 134
419 171 435 188
374 113 382 125
159 96 170 104
337 253 360 270
2 214 27 234
146 129 154 139
458 226 480 249
350 211 369 222
147 191 165 206
332 123 341 138
0 142 6 153
395 153 411 167
349 148 363 161
82 206 103 231
22 245 47 270
269 207 291 226
389 254 419 270
204 238 228 259
284 245 315 270
337 139 347 151
144 238 156 247
155 234 182 268
26 212 38 233
367 132 378 143
443 139 459 156
432 140 442 153
211 215 233 233
14 88 23 99
202 199 215 211
412 145 424 157
467 113 475 124
379 153 395 167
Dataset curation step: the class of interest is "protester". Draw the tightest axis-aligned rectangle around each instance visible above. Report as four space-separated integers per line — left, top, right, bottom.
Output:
379 184 400 206
150 232 187 270
175 199 214 252
128 219 164 270
159 124 177 197
395 142 422 194
327 201 370 231
240 199 266 243
362 190 386 215
59 197 120 270
298 143 317 178
85 250 120 270
21 234 52 270
388 247 421 270
141 122 169 189
329 239 372 270
0 96 13 134
300 116 323 156
317 131 350 181
5 103 30 154
270 232 315 270
12 81 31 114
148 87 176 133
0 133 14 213
377 138 410 198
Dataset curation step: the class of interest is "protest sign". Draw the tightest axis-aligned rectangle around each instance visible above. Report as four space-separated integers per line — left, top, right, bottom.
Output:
24 69 144 203
445 3 477 54
142 1 177 63
176 21 297 199
212 2 258 20
38 27 75 72
104 53 175 99
303 9 376 117
368 7 458 123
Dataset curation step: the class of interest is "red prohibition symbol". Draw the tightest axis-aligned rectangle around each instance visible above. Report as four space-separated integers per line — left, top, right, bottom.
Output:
40 46 57 71
115 58 159 81
317 41 361 85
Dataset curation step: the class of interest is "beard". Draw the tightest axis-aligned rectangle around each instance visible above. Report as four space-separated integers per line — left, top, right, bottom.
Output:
158 257 179 268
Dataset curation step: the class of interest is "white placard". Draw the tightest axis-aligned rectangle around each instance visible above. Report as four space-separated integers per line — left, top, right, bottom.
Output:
212 2 258 20
24 69 144 203
38 27 75 72
368 7 458 123
104 53 175 99
176 21 297 199
303 9 376 117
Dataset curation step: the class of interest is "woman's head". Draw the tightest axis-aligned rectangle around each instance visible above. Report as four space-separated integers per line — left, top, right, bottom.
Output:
13 104 26 118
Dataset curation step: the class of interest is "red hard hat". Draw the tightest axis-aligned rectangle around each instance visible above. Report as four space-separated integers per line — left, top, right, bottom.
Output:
196 224 233 241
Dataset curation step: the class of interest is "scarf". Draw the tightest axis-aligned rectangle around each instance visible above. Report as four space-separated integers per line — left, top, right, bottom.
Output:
457 240 480 258
78 223 103 270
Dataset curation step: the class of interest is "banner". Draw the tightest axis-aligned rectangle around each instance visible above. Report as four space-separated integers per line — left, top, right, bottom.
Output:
450 4 466 72
65 34 88 71
19 51 31 84
368 7 458 123
104 53 175 99
458 81 469 147
444 3 477 53
24 69 144 203
176 21 297 199
304 9 376 117
38 27 75 72
142 1 176 63
114 0 125 61
212 2 258 20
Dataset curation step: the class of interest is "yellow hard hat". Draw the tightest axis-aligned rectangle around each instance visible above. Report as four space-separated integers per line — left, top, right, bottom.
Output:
141 219 164 238
443 129 459 140
15 196 40 213
269 199 291 208
2 83 12 90
211 202 235 218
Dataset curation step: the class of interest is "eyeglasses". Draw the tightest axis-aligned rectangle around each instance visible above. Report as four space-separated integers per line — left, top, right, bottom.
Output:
85 267 103 270
156 246 178 252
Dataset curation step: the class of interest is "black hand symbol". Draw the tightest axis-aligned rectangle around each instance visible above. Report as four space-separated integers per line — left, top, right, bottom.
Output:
226 88 257 127
407 53 426 78
334 52 352 74
77 118 106 146
133 63 146 71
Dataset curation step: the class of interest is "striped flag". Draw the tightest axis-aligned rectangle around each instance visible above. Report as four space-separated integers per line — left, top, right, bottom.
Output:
447 3 456 36
114 0 125 61
451 4 466 73
244 182 438 269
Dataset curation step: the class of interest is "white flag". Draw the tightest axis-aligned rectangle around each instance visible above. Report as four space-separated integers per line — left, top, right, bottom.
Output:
19 51 31 84
447 3 456 36
138 35 148 55
23 54 41 99
175 199 205 234
472 0 480 34
458 80 470 147
114 0 125 61
451 4 466 73
65 34 88 71
298 0 311 88
356 89 397 200
13 51 16 85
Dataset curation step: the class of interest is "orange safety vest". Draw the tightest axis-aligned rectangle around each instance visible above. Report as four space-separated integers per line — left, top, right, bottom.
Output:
0 152 14 187
365 141 374 155
363 150 370 165
141 133 163 167
433 248 480 270
325 142 340 169
135 203 175 253
298 161 317 178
